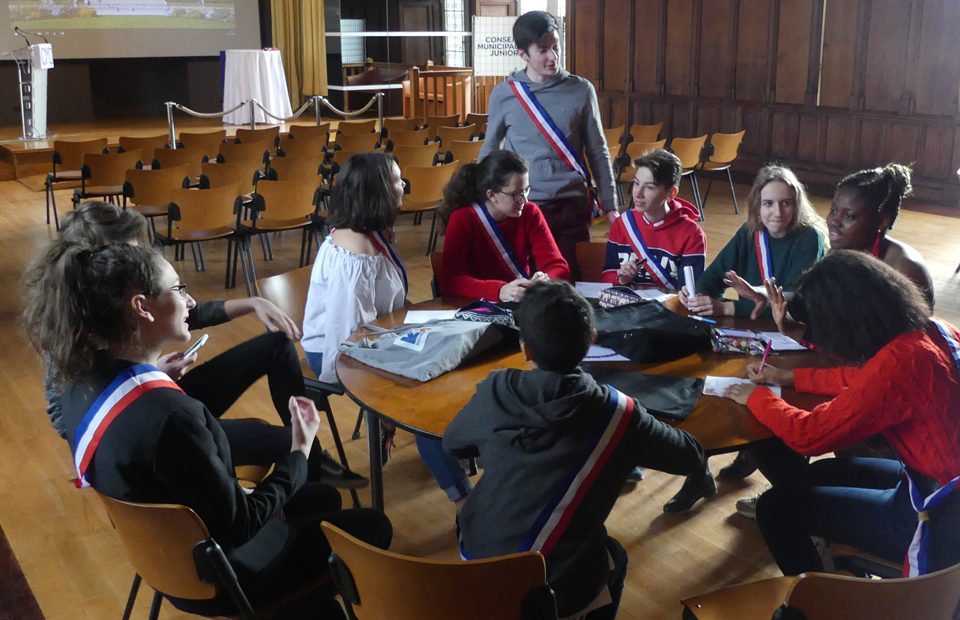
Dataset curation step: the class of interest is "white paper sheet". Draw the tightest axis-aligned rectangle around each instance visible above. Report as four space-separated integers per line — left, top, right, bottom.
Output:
703 376 782 398
403 310 458 324
634 289 677 302
575 281 611 298
582 345 630 362
759 332 807 351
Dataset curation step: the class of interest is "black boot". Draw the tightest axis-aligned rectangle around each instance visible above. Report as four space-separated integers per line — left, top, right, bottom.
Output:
718 450 757 480
663 466 717 513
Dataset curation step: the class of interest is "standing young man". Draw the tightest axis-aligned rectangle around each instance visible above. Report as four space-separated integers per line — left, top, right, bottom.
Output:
478 11 617 279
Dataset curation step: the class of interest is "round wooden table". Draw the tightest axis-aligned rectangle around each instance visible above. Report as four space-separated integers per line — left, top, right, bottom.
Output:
337 296 833 510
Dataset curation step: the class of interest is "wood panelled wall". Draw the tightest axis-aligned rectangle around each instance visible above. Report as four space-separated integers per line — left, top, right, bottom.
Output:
569 0 960 204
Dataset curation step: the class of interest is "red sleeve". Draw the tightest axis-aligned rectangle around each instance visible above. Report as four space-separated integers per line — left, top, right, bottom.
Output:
746 342 913 456
794 366 862 396
525 205 570 281
440 208 508 301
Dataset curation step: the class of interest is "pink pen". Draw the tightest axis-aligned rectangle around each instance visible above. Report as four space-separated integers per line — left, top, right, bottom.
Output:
758 340 772 373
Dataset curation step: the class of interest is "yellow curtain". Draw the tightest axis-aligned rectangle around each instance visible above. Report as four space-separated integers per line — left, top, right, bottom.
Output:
272 0 328 108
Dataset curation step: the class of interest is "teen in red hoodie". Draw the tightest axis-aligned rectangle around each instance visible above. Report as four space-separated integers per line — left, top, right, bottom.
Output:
601 150 706 289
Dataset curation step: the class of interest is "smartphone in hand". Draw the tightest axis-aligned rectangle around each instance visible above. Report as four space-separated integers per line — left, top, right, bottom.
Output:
183 334 209 358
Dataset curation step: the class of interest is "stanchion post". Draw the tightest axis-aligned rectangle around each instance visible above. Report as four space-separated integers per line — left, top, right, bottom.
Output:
377 92 384 133
313 96 322 126
165 102 177 150
248 99 257 130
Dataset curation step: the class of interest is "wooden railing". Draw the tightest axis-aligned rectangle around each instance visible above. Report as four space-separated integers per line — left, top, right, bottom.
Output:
405 66 474 124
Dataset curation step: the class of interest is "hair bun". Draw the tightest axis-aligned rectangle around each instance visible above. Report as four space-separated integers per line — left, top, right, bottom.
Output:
880 163 913 200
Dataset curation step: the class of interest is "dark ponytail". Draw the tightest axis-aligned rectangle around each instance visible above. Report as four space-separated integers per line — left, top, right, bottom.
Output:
438 150 530 225
837 163 913 229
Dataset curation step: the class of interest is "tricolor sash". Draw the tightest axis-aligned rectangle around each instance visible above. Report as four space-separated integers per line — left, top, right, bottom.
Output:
370 230 408 293
73 364 182 488
622 211 680 289
509 80 604 219
902 317 960 576
754 230 775 281
471 203 529 280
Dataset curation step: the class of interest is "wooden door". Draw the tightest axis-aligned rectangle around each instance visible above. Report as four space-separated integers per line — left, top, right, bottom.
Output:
399 0 444 66
474 0 517 16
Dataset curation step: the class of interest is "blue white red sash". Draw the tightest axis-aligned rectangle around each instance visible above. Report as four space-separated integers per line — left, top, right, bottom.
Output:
73 364 181 488
509 80 604 219
370 230 408 293
622 211 680 289
754 230 775 281
471 203 529 280
902 317 960 576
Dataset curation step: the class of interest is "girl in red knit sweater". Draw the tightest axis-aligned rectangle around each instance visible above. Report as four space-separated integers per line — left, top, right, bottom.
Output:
438 150 570 301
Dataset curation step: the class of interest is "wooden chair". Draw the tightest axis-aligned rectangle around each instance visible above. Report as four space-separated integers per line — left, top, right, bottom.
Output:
263 156 321 183
154 183 251 293
322 522 557 620
381 117 419 136
151 146 209 179
386 129 430 149
122 165 192 241
94 489 331 620
615 139 668 204
424 114 460 141
72 149 144 208
234 126 279 145
444 139 484 164
429 251 443 297
466 113 488 139
178 130 227 159
287 122 332 144
575 241 607 282
402 163 459 254
334 133 381 154
256 267 362 508
603 125 626 158
680 562 960 620
336 119 378 136
275 136 326 161
216 140 272 165
392 143 439 170
240 179 323 268
697 130 746 214
200 161 263 195
45 137 109 229
118 134 170 155
669 135 708 218
434 125 475 149
627 122 663 145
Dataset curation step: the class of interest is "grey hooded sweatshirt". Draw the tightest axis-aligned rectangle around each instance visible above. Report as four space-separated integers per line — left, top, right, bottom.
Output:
444 367 704 616
478 68 617 213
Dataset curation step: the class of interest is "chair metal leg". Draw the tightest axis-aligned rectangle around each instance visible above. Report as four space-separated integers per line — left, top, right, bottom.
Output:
198 243 207 271
365 409 385 512
147 590 163 620
351 408 364 440
244 237 259 296
121 574 142 620
426 211 439 255
225 238 234 289
259 234 270 261
190 243 201 272
689 173 704 221
313 392 362 508
702 177 714 210
299 228 309 267
727 169 739 214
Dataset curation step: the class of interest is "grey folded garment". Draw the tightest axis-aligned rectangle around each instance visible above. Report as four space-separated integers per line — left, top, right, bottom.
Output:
338 319 509 382
582 364 703 421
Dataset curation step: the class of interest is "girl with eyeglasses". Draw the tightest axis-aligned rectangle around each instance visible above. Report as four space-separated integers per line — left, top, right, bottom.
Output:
438 150 570 303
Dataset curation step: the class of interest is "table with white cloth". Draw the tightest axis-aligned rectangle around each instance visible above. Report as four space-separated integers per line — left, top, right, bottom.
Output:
222 49 293 125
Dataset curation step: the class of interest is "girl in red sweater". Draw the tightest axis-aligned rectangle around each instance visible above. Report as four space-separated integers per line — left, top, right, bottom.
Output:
438 150 570 301
723 251 960 577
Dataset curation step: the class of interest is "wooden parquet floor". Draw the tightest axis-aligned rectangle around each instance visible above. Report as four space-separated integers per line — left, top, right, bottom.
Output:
1 119 960 620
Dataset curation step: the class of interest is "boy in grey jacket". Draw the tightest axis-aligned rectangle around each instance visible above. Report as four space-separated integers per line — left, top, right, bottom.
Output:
444 281 704 619
478 11 618 278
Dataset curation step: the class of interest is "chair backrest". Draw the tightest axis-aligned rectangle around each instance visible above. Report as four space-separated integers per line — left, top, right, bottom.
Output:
424 114 460 140
669 135 708 170
429 251 443 297
388 129 430 148
465 113 487 129
335 133 380 153
435 125 475 148
257 265 312 329
169 183 242 230
402 163 459 208
332 150 359 168
575 242 607 282
200 161 260 193
706 130 746 165
124 165 191 206
603 125 625 157
83 150 143 186
119 134 170 154
628 122 664 144
252 179 321 221
235 126 279 144
277 136 327 161
322 522 553 620
288 123 332 143
382 117 419 134
337 119 378 136
446 140 484 164
786 565 960 620
217 140 272 164
151 146 208 178
53 138 109 171
94 490 217 600
392 144 438 170
268 156 321 182
178 130 227 158
626 139 668 160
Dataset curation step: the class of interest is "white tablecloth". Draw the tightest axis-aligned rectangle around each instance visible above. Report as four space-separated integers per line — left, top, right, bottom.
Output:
223 49 293 126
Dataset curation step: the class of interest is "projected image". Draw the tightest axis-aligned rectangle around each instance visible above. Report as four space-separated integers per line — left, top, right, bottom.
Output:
11 1 235 29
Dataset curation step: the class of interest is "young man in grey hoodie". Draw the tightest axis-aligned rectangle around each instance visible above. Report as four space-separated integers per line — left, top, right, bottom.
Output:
478 11 618 279
444 281 704 619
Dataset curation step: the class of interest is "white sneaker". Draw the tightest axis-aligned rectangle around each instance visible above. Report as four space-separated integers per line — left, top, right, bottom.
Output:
735 494 761 519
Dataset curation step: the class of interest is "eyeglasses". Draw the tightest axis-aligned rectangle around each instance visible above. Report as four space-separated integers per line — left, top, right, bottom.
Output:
168 284 188 299
496 186 532 202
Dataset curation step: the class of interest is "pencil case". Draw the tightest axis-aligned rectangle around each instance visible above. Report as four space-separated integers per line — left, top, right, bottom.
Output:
711 329 766 355
598 286 643 309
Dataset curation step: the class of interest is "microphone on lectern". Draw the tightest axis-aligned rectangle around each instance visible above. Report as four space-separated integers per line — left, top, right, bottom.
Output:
14 26 49 44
